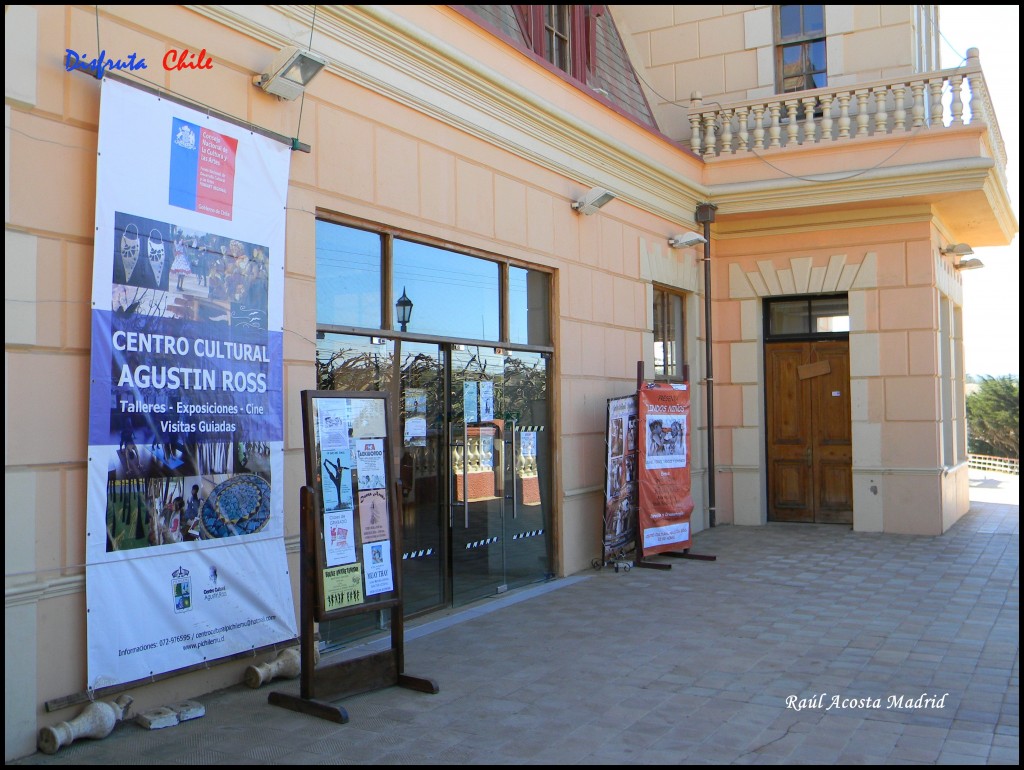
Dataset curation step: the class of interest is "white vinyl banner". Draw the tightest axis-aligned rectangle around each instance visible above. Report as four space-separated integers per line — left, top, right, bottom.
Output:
85 78 296 688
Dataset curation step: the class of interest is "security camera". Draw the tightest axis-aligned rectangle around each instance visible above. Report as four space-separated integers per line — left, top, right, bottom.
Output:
667 232 707 249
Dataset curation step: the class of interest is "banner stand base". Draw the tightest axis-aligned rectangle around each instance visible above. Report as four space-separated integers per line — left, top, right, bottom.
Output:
664 549 717 561
267 691 348 723
592 555 634 573
635 559 672 570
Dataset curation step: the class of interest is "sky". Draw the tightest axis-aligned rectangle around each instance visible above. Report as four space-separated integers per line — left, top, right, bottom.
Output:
939 6 1020 377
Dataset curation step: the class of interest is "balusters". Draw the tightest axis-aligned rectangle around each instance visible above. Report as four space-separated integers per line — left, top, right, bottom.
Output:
767 103 782 149
819 92 834 141
688 112 703 156
688 91 703 155
910 80 926 127
785 99 800 146
855 89 870 137
873 87 889 135
735 105 749 151
682 66 979 154
720 108 734 154
702 112 717 158
837 91 852 139
752 103 766 149
892 84 907 131
928 78 944 126
802 96 817 144
949 73 964 125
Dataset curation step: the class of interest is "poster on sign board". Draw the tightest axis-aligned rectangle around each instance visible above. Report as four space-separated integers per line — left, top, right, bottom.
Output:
602 395 638 561
637 383 693 556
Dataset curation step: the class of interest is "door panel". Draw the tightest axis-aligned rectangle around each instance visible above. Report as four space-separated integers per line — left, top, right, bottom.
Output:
449 347 506 606
766 343 814 521
766 339 851 524
396 342 446 614
809 341 852 523
502 351 551 589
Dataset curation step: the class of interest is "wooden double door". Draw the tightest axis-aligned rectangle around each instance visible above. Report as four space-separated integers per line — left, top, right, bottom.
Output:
765 339 852 524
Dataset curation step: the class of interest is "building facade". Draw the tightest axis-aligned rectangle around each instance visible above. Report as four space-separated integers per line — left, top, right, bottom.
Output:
4 5 1015 760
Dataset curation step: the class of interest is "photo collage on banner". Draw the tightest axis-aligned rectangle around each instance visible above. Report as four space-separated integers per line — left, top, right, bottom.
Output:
603 395 639 561
637 383 694 556
313 396 396 613
85 78 296 689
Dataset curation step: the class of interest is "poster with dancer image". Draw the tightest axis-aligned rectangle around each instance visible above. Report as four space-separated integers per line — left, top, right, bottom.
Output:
85 78 296 690
637 383 693 556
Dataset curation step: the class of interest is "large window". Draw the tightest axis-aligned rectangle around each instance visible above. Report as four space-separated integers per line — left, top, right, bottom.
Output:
653 287 686 380
316 219 551 347
776 5 827 94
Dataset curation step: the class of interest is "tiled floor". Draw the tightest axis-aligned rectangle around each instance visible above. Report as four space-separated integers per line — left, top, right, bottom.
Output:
12 471 1018 765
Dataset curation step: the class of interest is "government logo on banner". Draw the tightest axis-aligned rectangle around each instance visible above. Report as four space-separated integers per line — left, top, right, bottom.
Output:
169 117 238 220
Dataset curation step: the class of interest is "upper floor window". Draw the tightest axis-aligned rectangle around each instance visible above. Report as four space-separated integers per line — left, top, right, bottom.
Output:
776 5 827 94
514 5 596 81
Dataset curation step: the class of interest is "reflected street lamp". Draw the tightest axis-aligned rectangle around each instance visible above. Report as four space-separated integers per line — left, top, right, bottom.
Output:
396 287 413 332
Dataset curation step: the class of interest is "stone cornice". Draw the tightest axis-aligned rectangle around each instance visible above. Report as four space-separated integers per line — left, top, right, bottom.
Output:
708 157 994 213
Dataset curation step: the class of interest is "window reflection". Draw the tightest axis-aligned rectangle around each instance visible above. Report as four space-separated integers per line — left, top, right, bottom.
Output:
654 288 685 378
393 240 499 340
767 295 849 336
316 222 381 328
509 266 551 346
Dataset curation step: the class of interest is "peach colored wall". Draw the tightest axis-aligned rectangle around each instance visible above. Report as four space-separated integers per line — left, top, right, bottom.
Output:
712 217 969 531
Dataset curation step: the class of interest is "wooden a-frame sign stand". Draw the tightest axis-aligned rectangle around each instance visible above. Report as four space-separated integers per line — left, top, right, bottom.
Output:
269 391 438 723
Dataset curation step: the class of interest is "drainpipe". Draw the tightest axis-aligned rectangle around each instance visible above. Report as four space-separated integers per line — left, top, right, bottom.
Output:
696 203 718 527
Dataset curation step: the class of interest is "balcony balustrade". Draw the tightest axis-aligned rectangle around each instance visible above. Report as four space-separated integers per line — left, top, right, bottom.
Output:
687 48 1006 179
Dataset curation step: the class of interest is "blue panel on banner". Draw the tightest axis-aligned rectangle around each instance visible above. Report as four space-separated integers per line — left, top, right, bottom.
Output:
168 118 200 211
92 311 282 446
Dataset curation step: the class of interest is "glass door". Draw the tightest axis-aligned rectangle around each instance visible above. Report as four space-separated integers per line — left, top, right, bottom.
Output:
501 350 552 589
394 342 446 614
314 335 447 645
315 334 551 619
449 346 507 605
448 347 551 605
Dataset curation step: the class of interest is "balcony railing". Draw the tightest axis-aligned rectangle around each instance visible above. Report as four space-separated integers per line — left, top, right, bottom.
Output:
687 48 1006 175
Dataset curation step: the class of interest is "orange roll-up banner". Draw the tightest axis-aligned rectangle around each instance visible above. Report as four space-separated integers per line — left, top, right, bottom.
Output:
638 383 693 556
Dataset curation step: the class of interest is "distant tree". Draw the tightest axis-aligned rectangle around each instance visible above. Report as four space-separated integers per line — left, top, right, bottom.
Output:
966 375 1019 458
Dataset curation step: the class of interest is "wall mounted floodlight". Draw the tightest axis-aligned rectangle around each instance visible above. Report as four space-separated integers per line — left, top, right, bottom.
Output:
954 258 985 271
253 46 327 100
941 243 974 257
667 231 707 249
571 187 616 215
